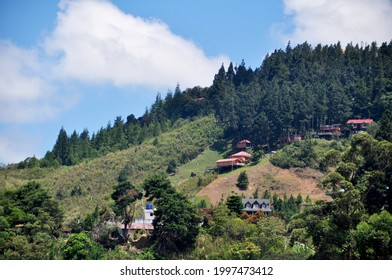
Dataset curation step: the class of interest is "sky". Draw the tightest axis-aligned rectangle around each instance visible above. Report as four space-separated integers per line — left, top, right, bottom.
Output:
0 0 391 164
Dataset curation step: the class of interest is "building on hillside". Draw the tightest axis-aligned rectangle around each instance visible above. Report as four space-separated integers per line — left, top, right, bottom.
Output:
346 119 373 135
216 158 244 171
316 124 342 140
236 139 252 149
230 151 253 162
128 204 155 241
242 198 272 214
279 132 304 146
292 135 302 142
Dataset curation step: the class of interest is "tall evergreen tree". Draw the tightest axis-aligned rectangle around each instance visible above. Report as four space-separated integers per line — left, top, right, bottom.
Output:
52 127 69 165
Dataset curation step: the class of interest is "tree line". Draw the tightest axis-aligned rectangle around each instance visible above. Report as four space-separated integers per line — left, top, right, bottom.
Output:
14 40 392 168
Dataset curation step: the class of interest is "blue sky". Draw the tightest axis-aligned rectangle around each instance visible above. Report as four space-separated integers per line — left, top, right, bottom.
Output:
1 0 391 164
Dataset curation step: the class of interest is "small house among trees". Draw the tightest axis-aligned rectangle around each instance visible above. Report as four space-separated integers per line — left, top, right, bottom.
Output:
316 124 342 140
128 204 155 241
236 139 252 149
242 198 272 214
346 119 373 134
230 151 253 162
216 150 253 171
216 158 244 170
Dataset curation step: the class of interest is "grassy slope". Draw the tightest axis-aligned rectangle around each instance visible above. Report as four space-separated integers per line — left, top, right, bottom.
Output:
168 147 225 207
195 139 338 206
169 148 224 186
0 115 223 223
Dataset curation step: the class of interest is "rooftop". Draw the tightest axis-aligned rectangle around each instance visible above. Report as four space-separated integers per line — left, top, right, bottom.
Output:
130 223 154 230
347 119 373 124
230 151 253 158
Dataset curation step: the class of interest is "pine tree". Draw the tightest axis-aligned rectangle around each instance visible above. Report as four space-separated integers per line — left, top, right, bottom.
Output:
226 195 243 215
236 171 249 190
53 127 69 165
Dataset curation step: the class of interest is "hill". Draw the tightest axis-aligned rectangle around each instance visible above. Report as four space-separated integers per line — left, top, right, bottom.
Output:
0 115 222 223
13 41 391 171
197 160 331 205
1 40 392 260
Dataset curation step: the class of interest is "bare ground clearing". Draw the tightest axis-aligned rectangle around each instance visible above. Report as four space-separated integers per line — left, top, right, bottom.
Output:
196 162 332 205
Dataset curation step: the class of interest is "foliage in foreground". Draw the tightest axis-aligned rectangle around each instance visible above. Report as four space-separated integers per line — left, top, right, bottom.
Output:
290 133 392 259
0 182 63 259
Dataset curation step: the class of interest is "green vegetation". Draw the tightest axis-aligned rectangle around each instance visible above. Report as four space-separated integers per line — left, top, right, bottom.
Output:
226 194 244 215
168 147 222 200
1 40 392 260
145 174 200 257
1 115 222 224
169 148 223 186
111 182 142 242
236 171 249 190
270 139 318 169
270 139 348 171
0 182 63 259
289 133 392 259
190 204 309 260
62 232 104 260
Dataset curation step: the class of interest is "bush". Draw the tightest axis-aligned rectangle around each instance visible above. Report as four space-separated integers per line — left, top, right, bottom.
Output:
236 171 249 190
270 139 317 169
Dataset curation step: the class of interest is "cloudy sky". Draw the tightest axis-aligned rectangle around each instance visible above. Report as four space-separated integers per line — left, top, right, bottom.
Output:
0 0 391 164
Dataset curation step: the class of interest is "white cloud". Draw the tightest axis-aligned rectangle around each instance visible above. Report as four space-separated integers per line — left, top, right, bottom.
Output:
0 0 228 125
45 0 229 89
0 41 77 123
0 0 229 163
279 0 392 47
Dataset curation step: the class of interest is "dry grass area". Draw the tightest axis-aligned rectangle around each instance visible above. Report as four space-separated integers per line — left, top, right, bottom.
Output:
197 162 332 205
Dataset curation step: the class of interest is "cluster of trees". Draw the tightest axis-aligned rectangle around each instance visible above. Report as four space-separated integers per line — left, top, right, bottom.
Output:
206 41 392 147
40 115 173 167
289 132 392 259
270 138 319 169
3 40 392 260
188 194 310 260
0 182 63 259
0 182 119 260
111 174 200 258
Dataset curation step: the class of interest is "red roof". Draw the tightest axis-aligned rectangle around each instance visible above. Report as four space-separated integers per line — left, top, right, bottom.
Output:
216 158 245 167
130 223 154 230
238 139 251 144
347 119 373 124
216 158 242 163
230 151 253 158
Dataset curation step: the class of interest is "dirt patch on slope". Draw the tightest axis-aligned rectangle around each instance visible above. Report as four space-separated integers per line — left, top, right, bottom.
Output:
196 162 331 206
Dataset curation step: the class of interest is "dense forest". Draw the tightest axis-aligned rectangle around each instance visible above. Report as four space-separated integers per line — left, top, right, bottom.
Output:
1 41 392 260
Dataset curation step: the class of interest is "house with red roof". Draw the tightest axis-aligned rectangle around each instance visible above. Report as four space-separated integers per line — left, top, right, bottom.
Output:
346 119 373 135
230 151 253 162
216 158 244 168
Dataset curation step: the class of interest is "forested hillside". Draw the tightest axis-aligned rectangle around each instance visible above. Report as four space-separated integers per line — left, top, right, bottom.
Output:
1 116 222 223
1 41 392 260
11 41 392 169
